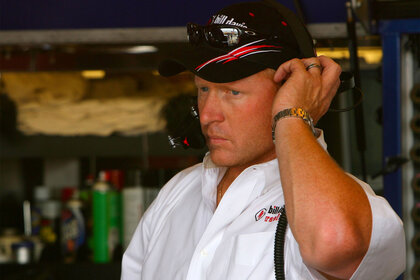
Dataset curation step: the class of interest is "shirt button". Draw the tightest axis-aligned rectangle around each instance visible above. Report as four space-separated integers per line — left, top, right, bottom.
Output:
200 249 208 257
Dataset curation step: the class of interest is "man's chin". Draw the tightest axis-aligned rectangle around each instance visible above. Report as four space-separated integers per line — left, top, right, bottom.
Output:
209 150 237 167
208 146 276 169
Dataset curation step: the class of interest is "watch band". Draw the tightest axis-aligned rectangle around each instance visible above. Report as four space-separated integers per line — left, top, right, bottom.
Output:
272 108 316 140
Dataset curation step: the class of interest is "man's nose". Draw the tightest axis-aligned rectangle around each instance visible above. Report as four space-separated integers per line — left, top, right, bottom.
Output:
198 92 224 126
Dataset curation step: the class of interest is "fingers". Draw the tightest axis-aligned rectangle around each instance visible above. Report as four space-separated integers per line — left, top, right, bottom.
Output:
273 58 307 83
273 57 323 83
314 56 342 119
274 56 341 98
305 63 322 71
271 56 342 124
301 58 323 78
318 55 342 94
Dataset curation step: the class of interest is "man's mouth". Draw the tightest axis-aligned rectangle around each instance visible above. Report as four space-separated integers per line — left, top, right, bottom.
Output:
206 135 228 145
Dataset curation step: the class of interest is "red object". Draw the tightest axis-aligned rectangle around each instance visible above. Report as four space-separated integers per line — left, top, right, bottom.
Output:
61 187 76 202
107 170 125 191
103 170 112 182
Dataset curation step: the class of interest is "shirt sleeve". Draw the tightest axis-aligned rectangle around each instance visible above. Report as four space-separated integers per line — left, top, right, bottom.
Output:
302 175 406 280
348 176 406 280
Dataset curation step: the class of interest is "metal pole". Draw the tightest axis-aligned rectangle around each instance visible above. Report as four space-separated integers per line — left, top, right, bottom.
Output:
346 1 367 181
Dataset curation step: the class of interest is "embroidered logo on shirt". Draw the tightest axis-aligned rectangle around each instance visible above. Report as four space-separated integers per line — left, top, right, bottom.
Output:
256 205 282 222
255 208 267 221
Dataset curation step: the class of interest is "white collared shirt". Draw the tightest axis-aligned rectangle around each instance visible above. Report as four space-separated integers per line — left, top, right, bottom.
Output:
121 133 405 280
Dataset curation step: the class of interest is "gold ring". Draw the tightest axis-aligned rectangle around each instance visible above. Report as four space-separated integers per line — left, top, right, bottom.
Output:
306 63 322 71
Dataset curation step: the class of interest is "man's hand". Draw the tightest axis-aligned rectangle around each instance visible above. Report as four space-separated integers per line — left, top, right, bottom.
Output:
271 56 342 124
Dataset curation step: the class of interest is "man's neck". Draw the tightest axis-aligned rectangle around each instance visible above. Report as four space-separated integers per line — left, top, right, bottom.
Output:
220 166 245 188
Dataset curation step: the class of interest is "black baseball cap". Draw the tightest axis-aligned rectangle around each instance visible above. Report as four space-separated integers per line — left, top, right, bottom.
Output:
158 1 307 83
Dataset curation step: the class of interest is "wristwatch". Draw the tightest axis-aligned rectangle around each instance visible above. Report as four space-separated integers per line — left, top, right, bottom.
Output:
272 108 317 140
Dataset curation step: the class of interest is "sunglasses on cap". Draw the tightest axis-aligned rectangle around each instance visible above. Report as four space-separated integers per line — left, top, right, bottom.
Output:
187 23 278 48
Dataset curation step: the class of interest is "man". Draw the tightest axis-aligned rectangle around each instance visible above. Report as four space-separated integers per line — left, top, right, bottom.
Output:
122 1 405 279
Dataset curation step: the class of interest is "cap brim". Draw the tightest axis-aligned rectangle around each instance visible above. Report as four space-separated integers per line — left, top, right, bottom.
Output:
158 43 296 83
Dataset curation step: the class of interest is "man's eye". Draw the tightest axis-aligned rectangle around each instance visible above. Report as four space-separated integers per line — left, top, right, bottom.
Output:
199 87 209 92
231 90 240 96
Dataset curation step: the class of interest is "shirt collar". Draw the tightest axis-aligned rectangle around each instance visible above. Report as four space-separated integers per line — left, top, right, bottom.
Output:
201 153 278 211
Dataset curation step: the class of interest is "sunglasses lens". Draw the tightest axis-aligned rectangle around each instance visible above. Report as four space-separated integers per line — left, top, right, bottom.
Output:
220 28 240 47
187 24 253 47
205 27 241 47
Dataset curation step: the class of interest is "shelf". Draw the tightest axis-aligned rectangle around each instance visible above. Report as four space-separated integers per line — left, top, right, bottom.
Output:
0 132 208 158
0 262 121 280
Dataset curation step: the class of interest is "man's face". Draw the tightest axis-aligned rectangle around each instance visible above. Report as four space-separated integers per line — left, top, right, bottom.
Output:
196 69 279 169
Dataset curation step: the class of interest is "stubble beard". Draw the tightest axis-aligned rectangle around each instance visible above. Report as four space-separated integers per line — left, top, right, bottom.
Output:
208 142 276 169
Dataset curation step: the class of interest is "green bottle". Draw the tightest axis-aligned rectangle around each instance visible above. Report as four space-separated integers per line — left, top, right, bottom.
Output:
107 189 122 260
92 171 109 263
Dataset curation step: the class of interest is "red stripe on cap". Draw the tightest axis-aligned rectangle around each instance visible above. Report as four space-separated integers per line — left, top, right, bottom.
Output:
222 57 239 64
281 21 288 26
227 44 281 56
249 12 255 17
194 40 283 71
